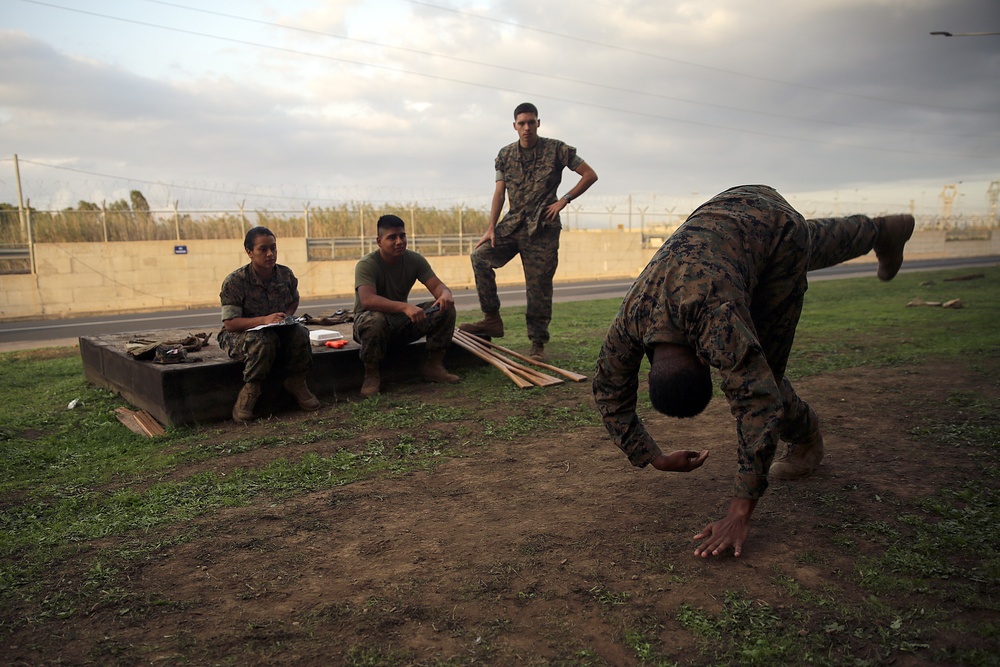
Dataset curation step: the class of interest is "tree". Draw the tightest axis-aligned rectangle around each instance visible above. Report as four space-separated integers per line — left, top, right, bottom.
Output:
130 190 150 214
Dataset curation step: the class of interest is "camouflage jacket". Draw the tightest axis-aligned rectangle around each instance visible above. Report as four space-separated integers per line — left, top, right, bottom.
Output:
592 185 810 500
495 137 583 237
220 263 299 322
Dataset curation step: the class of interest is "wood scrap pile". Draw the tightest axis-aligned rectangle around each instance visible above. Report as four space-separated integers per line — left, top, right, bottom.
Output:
452 330 587 388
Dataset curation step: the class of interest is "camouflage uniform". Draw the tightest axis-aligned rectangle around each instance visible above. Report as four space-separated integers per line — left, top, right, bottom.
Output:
470 137 584 344
593 185 881 501
218 263 312 383
353 249 457 365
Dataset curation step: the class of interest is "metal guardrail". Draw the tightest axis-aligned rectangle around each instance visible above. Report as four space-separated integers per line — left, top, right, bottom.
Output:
0 245 30 258
0 244 31 274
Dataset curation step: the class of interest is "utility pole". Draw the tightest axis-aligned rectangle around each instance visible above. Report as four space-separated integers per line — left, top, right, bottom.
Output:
987 181 999 225
570 204 581 231
13 154 27 239
409 206 416 247
637 206 649 245
940 185 957 228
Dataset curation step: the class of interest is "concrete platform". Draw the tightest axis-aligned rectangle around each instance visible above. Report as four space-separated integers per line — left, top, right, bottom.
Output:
80 325 478 427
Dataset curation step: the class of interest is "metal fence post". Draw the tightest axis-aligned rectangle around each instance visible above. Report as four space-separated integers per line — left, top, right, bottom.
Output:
27 206 36 275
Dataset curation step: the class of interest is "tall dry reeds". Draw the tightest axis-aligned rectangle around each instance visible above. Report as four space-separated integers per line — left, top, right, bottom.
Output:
0 202 490 245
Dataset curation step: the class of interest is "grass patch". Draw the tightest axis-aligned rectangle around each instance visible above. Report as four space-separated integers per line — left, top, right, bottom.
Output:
1 264 999 664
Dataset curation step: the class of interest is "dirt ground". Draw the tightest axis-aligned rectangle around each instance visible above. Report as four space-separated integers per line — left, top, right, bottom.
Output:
5 359 999 666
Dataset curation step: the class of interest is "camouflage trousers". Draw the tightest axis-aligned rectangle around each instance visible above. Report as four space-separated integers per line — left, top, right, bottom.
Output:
218 324 312 383
758 211 880 445
469 223 560 345
352 303 457 365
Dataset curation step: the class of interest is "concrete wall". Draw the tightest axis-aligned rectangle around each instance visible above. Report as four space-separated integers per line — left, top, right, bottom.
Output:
1 228 996 320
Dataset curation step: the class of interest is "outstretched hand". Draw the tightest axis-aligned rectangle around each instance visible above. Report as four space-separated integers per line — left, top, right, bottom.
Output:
693 497 757 558
651 450 709 472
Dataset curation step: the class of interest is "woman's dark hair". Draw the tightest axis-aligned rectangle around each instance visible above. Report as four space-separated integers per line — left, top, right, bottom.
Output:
244 226 276 251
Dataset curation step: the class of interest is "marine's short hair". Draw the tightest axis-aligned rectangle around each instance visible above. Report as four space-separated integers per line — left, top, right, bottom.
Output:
648 348 713 418
514 102 538 118
244 226 276 251
376 214 406 236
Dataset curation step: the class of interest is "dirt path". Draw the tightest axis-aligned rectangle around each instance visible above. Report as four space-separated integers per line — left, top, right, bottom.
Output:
6 361 999 665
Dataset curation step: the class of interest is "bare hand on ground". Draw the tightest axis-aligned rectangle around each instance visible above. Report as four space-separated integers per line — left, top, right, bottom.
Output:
693 497 757 558
651 450 709 472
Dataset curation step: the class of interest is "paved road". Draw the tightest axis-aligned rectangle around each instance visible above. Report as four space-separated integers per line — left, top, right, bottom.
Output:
1 255 996 351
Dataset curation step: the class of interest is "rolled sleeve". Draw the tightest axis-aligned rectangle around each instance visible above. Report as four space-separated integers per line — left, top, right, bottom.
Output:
220 304 243 322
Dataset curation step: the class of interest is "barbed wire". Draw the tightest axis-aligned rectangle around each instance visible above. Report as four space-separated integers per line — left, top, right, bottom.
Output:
2 158 997 221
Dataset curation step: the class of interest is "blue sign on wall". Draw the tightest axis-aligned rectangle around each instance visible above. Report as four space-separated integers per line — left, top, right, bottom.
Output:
174 245 188 255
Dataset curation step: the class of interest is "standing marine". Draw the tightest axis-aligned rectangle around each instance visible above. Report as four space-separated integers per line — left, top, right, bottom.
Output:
460 102 598 361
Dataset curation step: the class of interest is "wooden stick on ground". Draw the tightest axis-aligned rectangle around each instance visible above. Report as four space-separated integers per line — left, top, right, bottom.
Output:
454 331 562 387
451 332 533 388
455 333 588 382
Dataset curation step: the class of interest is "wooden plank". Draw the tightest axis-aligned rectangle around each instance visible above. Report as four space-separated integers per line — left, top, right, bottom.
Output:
451 333 533 388
114 407 165 437
459 334 588 382
454 331 562 387
136 409 166 436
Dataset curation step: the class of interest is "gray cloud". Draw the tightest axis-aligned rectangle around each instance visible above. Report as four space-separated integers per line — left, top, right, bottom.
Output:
1 0 997 217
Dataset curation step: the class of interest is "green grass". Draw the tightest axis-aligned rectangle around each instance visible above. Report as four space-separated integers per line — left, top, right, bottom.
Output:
791 267 999 375
1 264 999 664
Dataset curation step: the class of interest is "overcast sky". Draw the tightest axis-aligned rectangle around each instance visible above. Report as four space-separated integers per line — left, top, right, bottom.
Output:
1 0 998 225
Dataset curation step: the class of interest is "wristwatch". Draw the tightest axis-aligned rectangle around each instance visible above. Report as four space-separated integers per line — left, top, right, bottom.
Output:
562 194 573 203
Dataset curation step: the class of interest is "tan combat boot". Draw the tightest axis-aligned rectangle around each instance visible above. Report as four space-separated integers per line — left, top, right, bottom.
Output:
233 381 261 422
459 311 504 338
422 350 460 384
283 373 320 411
769 431 824 480
529 342 546 362
360 364 381 398
872 214 915 281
